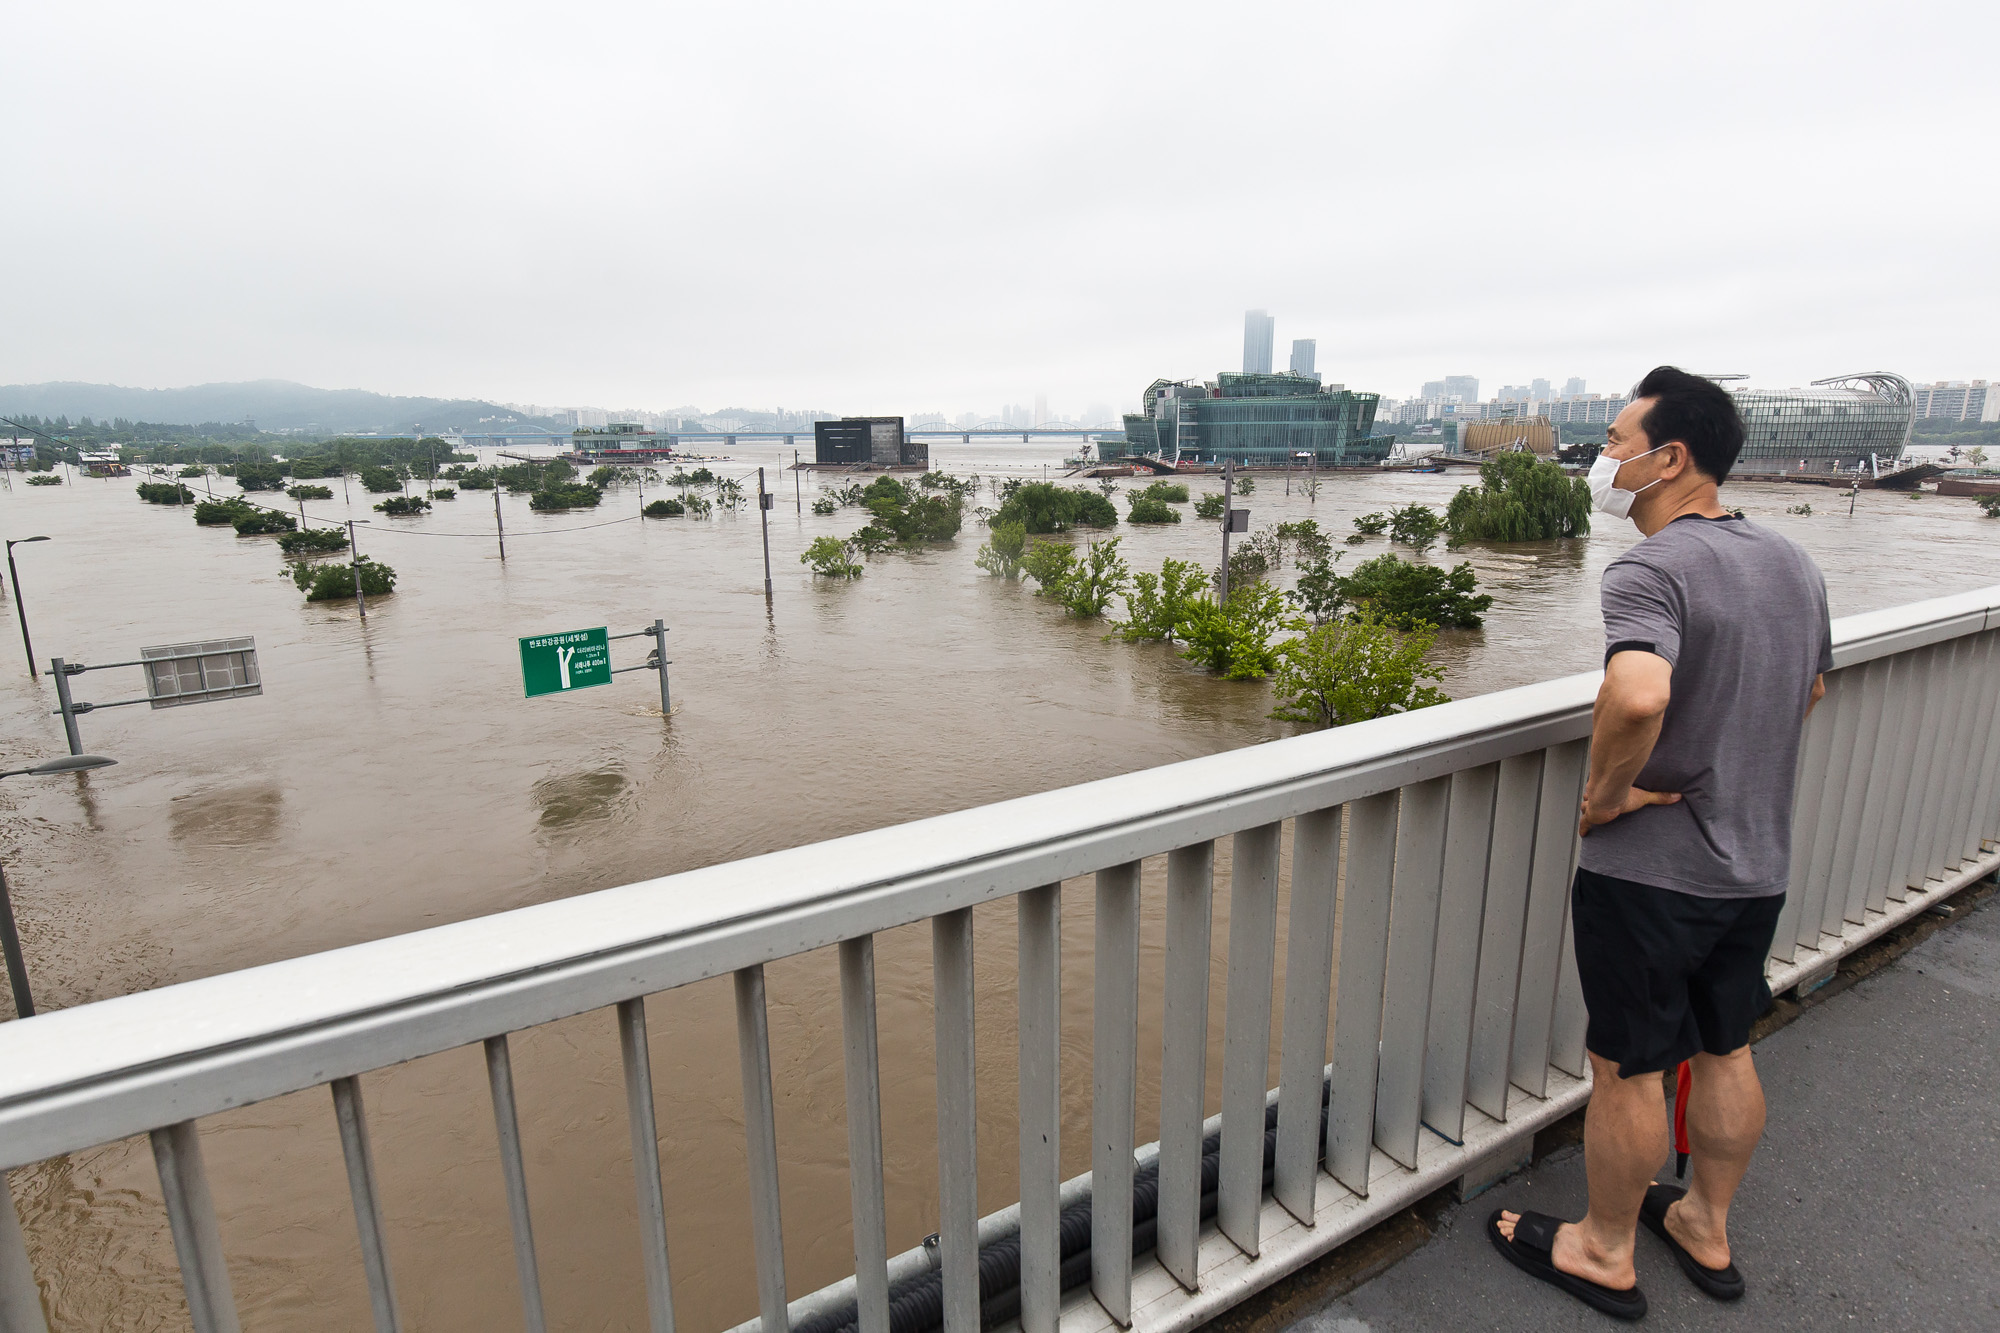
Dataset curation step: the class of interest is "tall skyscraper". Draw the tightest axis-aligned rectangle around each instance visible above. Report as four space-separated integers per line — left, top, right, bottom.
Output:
1243 310 1275 374
1421 379 1447 400
1289 339 1317 375
1530 378 1551 400
1444 374 1479 404
1563 376 1586 397
1034 393 1049 426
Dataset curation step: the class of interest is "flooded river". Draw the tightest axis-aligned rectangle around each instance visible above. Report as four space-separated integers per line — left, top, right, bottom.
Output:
2 446 1993 1329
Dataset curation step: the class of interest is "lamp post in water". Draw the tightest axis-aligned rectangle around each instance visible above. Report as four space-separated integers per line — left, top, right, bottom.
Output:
0 753 117 1018
5 536 50 681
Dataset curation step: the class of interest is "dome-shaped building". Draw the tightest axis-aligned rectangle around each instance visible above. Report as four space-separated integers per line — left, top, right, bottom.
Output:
1728 373 1914 475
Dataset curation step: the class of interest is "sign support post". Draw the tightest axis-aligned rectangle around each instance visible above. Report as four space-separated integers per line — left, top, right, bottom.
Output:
650 618 671 715
50 659 82 755
1220 459 1235 603
757 467 774 599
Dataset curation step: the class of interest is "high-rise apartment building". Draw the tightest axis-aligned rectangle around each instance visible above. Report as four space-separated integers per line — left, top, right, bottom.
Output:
1530 378 1551 400
1563 376 1586 397
1242 310 1275 374
1421 379 1447 401
1912 380 1998 422
1444 375 1479 404
1290 339 1316 376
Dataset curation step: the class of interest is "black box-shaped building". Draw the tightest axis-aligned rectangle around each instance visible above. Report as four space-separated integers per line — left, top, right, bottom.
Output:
814 417 925 467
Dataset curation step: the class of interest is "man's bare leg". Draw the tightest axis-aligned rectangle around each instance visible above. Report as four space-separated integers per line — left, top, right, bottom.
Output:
1498 1051 1666 1288
1664 1045 1764 1269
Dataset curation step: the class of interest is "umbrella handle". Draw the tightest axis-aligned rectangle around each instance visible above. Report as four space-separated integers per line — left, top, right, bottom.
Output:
1673 1059 1693 1179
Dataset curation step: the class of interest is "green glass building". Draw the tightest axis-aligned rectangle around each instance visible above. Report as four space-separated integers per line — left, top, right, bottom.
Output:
1119 371 1391 467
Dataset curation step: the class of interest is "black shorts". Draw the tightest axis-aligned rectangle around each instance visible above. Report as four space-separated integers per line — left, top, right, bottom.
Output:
1571 866 1785 1078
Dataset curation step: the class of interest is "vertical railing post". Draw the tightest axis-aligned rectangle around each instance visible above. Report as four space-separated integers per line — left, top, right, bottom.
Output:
483 1035 547 1333
735 966 789 1333
149 1121 242 1333
1833 659 1893 926
1091 862 1141 1326
0 1169 48 1333
1466 752 1543 1120
331 1077 402 1333
1016 887 1063 1330
1275 809 1340 1225
931 910 978 1333
1326 792 1399 1194
1421 764 1500 1145
1155 844 1214 1291
616 1001 677 1333
838 938 890 1333
1374 779 1451 1167
1510 740 1586 1094
1218 823 1282 1254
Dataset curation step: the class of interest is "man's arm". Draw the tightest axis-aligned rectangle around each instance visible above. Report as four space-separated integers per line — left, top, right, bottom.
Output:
1579 649 1681 837
1807 672 1826 717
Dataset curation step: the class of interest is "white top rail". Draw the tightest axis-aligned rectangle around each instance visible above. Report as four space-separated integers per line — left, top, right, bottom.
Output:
1 583 1995 1171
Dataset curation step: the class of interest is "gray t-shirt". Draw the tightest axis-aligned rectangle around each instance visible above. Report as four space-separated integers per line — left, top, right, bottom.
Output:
1577 514 1833 898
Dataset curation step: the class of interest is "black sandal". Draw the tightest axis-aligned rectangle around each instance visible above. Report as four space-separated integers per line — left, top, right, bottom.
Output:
1641 1183 1744 1300
1486 1209 1647 1320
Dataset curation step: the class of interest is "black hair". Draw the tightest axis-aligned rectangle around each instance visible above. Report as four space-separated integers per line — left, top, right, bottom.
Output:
1632 366 1745 484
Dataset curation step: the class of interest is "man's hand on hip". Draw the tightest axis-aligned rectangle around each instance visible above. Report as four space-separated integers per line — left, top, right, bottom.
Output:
1579 786 1681 838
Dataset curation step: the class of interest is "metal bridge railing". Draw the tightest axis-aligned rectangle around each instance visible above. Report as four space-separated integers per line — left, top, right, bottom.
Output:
3 586 1999 1333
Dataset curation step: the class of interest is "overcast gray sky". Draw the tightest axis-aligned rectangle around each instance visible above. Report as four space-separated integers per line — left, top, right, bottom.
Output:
5 1 1995 417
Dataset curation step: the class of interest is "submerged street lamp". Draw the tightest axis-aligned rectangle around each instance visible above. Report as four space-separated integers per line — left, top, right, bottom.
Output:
0 753 116 1019
5 535 50 681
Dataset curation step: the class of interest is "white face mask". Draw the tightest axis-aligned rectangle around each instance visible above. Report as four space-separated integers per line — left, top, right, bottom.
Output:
1587 445 1666 520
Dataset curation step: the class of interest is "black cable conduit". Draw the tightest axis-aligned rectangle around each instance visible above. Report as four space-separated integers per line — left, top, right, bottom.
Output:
797 1085 1331 1333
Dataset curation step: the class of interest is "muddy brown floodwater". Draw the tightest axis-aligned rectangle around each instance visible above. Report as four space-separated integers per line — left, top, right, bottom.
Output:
1 447 1992 1331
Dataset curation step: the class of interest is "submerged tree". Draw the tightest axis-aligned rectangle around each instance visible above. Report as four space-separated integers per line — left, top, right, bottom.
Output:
802 536 863 578
1444 452 1590 542
1387 503 1445 550
1334 553 1492 629
991 482 1118 533
1022 540 1078 596
1111 557 1208 642
975 520 1028 578
529 482 603 510
290 557 396 602
1269 613 1450 730
1287 553 1349 624
1058 537 1129 618
277 527 350 556
231 508 298 536
1178 582 1300 680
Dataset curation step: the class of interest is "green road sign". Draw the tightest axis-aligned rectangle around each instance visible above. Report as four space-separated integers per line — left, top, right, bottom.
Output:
520 626 611 698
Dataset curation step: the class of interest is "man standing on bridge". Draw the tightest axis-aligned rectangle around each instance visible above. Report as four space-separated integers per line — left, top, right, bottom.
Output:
1490 367 1831 1319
